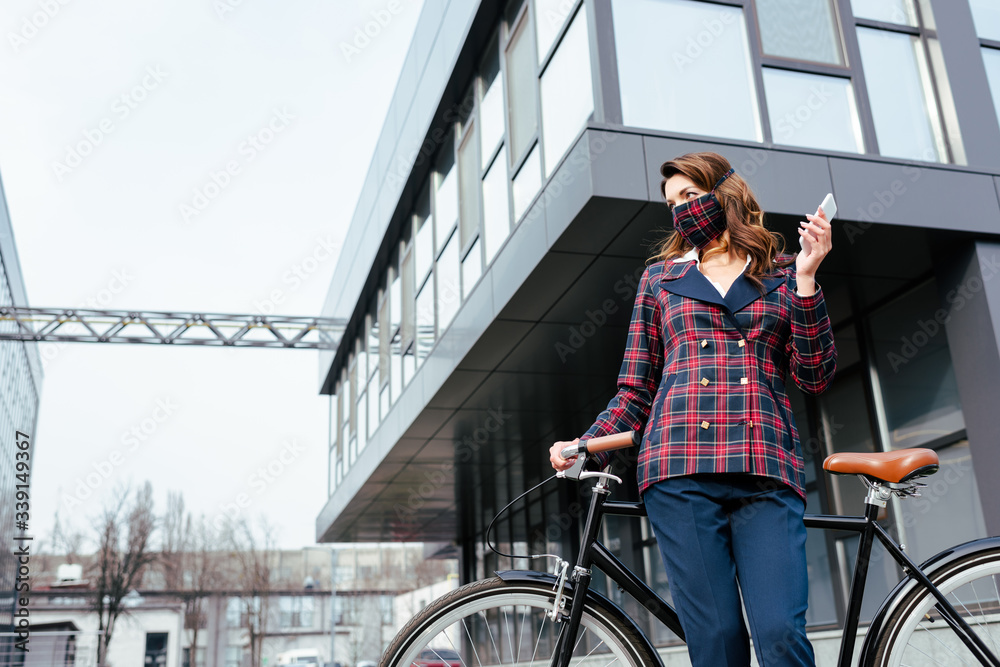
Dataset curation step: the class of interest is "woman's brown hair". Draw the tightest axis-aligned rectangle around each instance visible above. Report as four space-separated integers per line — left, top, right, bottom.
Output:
653 151 793 292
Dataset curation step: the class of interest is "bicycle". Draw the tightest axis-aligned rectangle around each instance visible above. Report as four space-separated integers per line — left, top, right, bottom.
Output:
381 431 1000 667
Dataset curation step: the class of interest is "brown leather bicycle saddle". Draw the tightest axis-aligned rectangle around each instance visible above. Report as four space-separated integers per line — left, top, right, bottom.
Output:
823 448 939 484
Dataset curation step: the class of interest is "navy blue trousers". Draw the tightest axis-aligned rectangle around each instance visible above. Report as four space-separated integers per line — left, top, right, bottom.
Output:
643 473 816 667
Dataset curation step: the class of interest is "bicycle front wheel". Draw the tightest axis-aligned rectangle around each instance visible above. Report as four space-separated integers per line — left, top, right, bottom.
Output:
381 576 660 667
870 547 1000 666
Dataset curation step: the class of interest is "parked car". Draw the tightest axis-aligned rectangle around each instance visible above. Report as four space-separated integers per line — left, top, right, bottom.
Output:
412 648 461 667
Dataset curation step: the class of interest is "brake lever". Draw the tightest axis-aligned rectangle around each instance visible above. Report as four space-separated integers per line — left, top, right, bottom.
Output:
556 453 587 480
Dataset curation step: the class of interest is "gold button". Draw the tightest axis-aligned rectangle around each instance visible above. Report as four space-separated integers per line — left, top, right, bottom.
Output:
740 377 749 385
748 421 754 427
701 421 710 430
738 340 746 347
700 377 710 386
701 339 709 348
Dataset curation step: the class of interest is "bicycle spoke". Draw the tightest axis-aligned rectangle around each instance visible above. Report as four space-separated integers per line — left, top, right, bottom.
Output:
960 579 1000 658
530 612 548 666
478 609 503 664
461 615 486 667
503 604 514 664
516 604 529 664
445 625 468 667
914 618 973 665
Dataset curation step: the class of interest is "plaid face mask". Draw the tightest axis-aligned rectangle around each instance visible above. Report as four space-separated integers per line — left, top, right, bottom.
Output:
671 168 735 249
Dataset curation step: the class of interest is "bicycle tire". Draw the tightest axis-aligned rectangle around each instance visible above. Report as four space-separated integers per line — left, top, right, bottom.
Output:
868 546 1000 666
380 576 660 667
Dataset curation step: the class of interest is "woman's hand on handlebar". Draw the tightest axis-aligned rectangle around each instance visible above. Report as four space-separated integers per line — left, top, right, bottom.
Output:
550 438 579 471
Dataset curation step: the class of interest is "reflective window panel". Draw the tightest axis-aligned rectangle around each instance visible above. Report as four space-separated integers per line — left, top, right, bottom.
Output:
850 0 917 26
482 145 511 266
535 0 575 64
983 48 1000 132
757 0 844 64
462 238 483 299
480 40 505 169
416 278 435 366
512 143 541 222
506 9 539 165
458 121 481 249
415 189 434 282
540 4 594 178
613 0 761 142
970 0 1000 41
869 280 965 449
435 140 458 252
763 69 863 153
437 230 461 331
856 27 943 161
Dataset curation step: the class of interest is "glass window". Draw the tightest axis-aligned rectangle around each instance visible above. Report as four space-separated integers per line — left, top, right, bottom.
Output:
535 0 574 64
401 249 415 351
380 384 389 419
390 262 401 334
437 231 461 331
763 69 863 153
435 139 458 252
983 48 1000 132
540 5 594 178
480 40 505 169
458 121 481 249
415 189 434 282
894 441 987 562
355 389 366 459
367 298 379 381
367 373 379 437
512 143 541 222
612 0 761 142
856 27 944 161
462 239 482 299
869 281 965 449
225 597 241 626
483 145 511 266
757 0 844 64
416 280 435 365
850 0 917 26
971 0 1000 41
506 8 539 166
390 337 402 401
378 295 390 388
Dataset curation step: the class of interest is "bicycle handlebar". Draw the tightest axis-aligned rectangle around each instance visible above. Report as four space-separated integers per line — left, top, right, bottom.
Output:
560 431 638 460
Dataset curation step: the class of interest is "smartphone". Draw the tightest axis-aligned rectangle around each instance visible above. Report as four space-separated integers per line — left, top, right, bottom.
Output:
800 193 837 252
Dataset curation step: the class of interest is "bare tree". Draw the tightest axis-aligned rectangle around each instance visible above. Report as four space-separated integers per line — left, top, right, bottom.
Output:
181 514 222 667
159 491 187 590
225 516 277 667
90 481 157 667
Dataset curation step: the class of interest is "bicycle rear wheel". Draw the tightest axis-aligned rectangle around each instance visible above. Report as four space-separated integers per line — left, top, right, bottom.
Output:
381 576 660 667
870 547 1000 666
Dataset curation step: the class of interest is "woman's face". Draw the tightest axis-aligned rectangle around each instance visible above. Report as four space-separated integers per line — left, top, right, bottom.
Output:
662 174 708 210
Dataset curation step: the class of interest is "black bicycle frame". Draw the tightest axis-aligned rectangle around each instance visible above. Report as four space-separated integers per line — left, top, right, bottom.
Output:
550 482 999 667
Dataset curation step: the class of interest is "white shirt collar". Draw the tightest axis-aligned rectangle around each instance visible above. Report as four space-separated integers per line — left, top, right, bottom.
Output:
672 249 751 296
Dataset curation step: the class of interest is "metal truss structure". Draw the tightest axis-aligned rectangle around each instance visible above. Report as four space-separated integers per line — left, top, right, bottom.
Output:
0 306 346 350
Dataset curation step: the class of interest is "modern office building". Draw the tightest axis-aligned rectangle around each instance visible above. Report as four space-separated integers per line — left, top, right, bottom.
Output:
316 0 1000 651
0 172 43 641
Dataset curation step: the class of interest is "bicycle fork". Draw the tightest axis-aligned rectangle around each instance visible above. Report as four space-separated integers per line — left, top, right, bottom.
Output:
550 477 612 667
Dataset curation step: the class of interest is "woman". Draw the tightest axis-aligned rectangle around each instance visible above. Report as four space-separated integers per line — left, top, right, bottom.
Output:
549 151 836 667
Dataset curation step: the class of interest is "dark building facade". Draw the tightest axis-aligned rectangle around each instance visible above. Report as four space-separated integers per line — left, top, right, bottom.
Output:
316 0 1000 644
0 172 43 641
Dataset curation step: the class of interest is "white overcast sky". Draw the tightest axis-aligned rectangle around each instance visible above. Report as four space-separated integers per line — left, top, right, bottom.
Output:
0 0 425 550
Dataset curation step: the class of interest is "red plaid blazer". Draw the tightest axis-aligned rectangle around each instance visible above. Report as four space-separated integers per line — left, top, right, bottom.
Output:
580 253 837 500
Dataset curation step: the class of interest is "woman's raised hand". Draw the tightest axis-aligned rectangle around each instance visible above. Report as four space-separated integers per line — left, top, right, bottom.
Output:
550 438 579 471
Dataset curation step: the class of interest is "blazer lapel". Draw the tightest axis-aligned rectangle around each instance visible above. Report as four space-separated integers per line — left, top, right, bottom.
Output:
659 261 728 310
724 272 785 314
